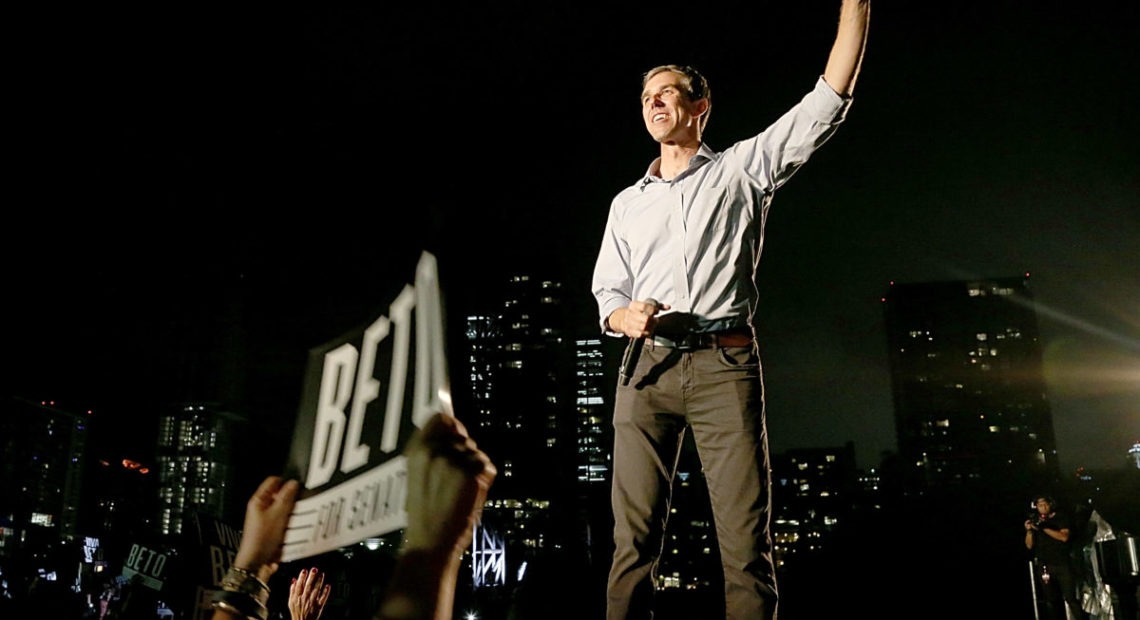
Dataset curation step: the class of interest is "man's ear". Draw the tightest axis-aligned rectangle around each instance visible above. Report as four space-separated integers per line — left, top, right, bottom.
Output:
693 97 710 118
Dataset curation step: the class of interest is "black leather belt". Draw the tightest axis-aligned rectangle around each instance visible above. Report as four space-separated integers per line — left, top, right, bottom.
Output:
651 328 753 351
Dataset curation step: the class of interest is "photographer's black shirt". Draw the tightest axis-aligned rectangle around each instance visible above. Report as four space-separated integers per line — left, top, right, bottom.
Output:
1033 512 1072 566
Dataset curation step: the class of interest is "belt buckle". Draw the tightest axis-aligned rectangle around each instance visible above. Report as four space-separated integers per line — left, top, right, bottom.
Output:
676 333 704 351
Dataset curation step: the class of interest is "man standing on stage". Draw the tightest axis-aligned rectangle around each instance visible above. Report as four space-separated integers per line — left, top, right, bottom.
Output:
591 2 870 618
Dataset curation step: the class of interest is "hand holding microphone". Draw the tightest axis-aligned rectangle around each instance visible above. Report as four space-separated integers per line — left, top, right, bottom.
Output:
617 298 669 386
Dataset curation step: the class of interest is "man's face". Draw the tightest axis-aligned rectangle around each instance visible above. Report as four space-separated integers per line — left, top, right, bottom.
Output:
641 71 706 144
1035 499 1051 516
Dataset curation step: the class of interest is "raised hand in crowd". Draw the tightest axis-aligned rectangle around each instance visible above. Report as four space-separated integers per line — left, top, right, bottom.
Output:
212 412 494 620
211 476 299 620
289 567 331 620
376 412 496 620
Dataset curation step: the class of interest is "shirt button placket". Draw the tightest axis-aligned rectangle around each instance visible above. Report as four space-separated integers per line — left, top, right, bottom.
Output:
673 183 690 311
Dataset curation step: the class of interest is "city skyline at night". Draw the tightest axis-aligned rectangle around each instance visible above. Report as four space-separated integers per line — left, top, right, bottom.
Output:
10 3 1137 479
4 274 1138 619
4 1 1139 615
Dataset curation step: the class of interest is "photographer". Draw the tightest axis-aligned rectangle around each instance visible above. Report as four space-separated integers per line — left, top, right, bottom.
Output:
1025 495 1082 619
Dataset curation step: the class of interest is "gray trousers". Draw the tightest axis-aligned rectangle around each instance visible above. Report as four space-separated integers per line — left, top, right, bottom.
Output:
607 343 778 620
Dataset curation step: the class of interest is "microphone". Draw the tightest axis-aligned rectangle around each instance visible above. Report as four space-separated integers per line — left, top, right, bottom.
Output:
619 298 660 387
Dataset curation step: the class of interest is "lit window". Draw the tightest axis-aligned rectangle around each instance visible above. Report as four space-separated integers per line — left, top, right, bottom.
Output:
30 513 54 527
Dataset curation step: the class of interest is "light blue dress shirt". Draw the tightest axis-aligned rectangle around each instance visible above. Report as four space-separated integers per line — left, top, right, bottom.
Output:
592 76 852 336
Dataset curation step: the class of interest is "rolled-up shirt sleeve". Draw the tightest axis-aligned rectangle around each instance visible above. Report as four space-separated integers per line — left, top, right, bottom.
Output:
727 76 851 192
592 196 633 336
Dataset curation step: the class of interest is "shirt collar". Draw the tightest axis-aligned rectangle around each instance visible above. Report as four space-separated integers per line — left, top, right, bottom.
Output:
639 143 718 190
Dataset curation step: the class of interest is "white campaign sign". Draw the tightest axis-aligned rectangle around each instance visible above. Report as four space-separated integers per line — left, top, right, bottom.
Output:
281 251 451 562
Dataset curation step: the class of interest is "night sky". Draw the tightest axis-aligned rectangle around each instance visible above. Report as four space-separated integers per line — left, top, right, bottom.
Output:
10 2 1138 473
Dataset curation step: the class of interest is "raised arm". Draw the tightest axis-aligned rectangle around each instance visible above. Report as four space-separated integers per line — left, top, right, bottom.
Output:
211 476 300 620
375 413 496 620
823 0 871 96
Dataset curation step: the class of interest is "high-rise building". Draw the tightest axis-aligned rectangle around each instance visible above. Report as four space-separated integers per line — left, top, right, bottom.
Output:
465 276 574 496
155 403 242 536
0 397 89 553
466 315 500 435
771 444 858 568
575 338 612 485
883 276 1059 491
462 275 577 580
655 458 719 593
